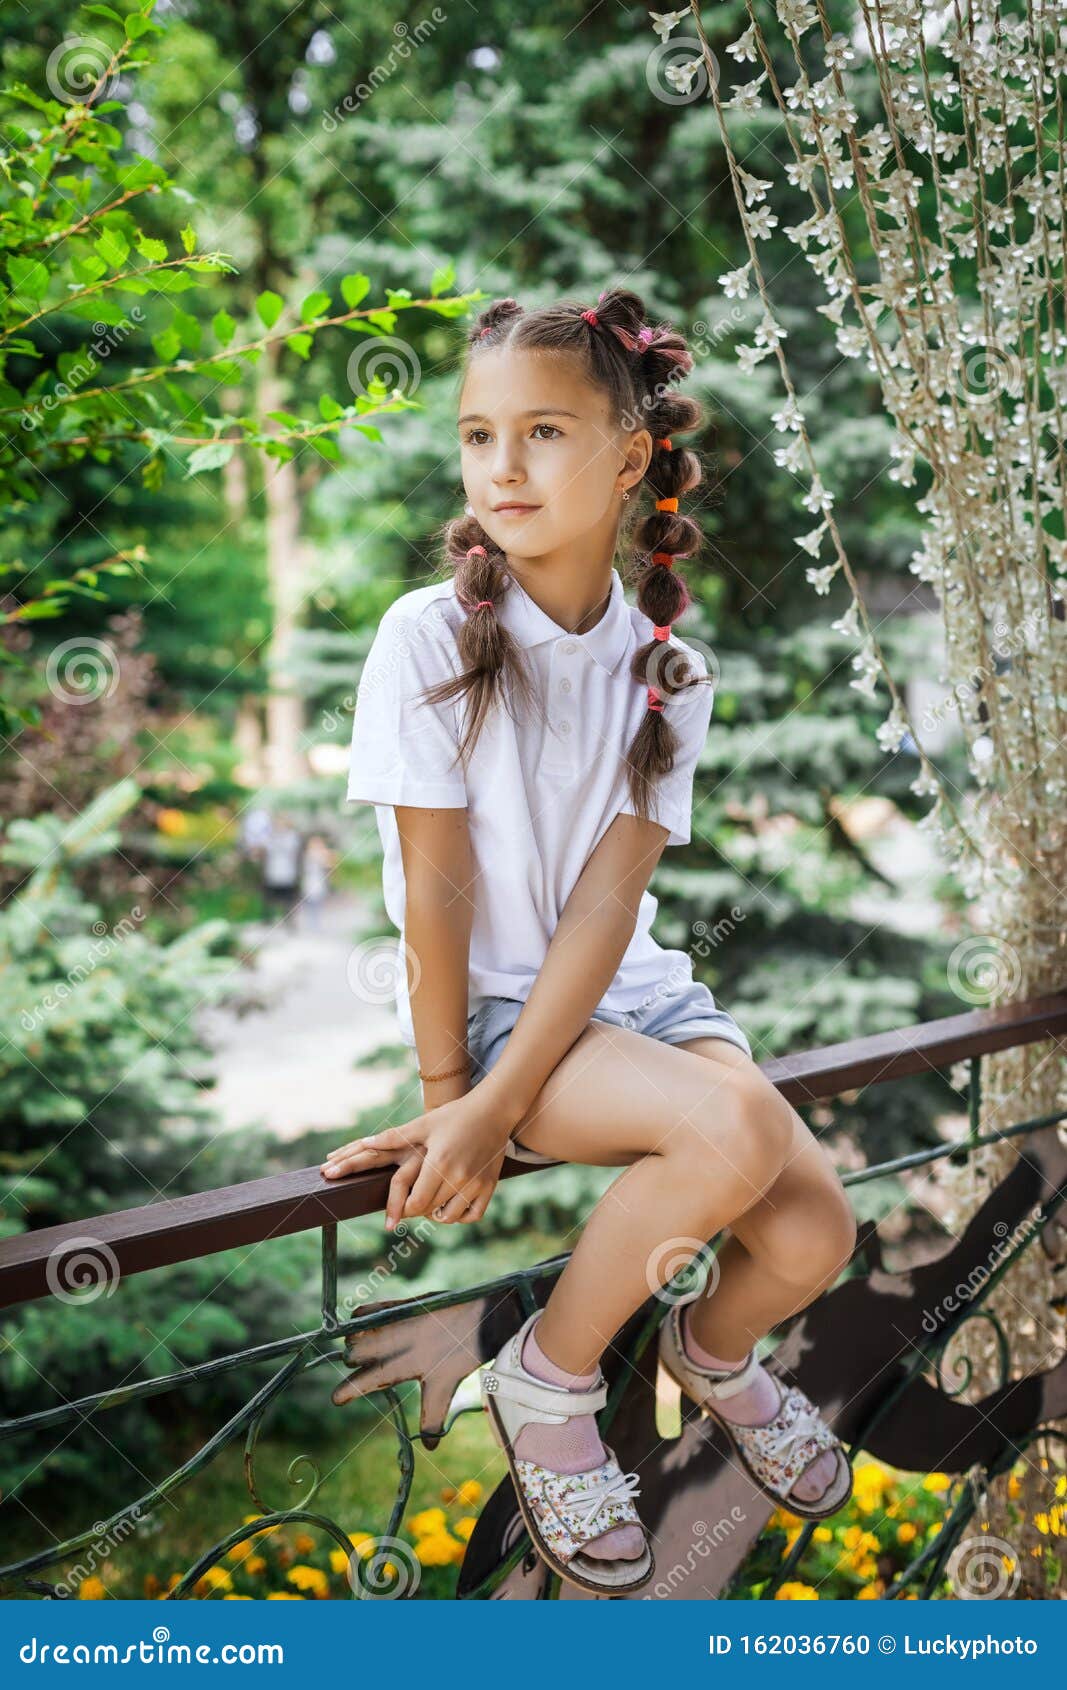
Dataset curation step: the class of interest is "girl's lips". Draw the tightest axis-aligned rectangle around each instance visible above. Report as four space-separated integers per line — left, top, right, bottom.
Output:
494 504 540 515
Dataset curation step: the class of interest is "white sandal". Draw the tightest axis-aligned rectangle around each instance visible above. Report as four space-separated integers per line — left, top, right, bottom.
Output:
479 1309 655 1594
657 1303 853 1520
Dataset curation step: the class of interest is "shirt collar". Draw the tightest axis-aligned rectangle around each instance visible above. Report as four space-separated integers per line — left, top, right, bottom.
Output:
494 565 631 675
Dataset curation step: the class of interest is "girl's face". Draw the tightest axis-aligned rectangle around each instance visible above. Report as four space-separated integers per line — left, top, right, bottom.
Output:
458 346 649 560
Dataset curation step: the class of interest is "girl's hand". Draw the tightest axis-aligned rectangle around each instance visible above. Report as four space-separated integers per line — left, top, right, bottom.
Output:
319 1092 512 1228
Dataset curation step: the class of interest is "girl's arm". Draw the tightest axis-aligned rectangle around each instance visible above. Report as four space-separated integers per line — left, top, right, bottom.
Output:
475 811 672 1130
396 804 477 1111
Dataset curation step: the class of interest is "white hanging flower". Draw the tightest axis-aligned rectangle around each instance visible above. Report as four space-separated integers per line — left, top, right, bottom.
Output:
776 0 819 36
805 562 839 594
664 56 703 96
720 263 752 298
909 765 940 799
771 394 805 433
737 167 774 206
723 72 768 113
796 519 829 556
648 7 692 42
823 33 855 72
744 204 779 240
876 699 910 753
784 154 821 191
849 641 881 698
801 473 834 514
831 599 861 639
773 436 806 472
726 23 758 63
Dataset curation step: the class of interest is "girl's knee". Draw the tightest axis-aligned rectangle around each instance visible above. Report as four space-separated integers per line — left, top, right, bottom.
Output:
677 1069 795 1205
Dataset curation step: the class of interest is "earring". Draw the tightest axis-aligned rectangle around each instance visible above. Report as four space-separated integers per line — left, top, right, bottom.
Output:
622 489 631 502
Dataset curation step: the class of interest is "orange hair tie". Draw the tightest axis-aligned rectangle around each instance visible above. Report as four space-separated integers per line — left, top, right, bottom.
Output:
647 686 665 712
652 624 671 641
655 496 678 512
651 551 675 567
655 437 672 450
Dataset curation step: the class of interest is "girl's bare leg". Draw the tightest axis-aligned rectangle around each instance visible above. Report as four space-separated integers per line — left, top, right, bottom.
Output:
496 1026 854 1375
669 1038 857 1361
496 1022 798 1374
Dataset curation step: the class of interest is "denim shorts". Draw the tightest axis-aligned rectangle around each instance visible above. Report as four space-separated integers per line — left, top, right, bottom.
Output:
466 978 752 1165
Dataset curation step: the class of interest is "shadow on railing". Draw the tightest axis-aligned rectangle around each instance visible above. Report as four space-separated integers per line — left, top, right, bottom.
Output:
2 994 1066 1600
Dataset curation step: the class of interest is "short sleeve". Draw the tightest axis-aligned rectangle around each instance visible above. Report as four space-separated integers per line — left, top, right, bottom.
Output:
617 656 714 847
346 603 468 809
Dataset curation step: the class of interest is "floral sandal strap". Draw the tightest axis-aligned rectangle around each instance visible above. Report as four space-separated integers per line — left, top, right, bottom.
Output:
512 1449 644 1567
732 1384 842 1495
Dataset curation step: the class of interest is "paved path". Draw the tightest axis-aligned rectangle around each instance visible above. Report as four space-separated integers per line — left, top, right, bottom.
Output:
197 891 411 1140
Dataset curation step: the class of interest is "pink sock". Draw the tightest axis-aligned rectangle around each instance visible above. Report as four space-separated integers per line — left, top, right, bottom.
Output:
681 1304 837 1504
514 1316 646 1561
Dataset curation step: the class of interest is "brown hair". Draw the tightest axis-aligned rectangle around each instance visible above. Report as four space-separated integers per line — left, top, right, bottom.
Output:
418 286 713 824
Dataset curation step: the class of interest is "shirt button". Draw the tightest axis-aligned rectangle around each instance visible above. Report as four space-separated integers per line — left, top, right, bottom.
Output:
560 678 572 693
560 720 572 736
561 640 577 655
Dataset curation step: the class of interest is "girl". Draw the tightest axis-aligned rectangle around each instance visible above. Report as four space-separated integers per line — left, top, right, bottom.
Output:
321 289 856 1596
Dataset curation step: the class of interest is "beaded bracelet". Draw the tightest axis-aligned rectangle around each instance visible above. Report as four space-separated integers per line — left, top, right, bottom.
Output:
418 1060 471 1083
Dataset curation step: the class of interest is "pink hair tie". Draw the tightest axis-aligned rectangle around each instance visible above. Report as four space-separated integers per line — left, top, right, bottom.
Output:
638 326 655 347
466 545 487 558
652 624 671 641
580 308 599 327
474 600 494 610
647 685 665 712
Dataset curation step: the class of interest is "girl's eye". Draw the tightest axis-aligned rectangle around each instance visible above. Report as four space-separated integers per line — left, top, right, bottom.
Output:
461 424 563 445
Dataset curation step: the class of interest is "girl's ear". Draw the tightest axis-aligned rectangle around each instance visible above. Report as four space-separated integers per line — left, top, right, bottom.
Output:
622 426 653 487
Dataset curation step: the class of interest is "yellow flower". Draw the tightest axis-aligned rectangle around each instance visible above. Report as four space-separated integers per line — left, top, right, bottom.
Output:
440 1487 458 1503
156 808 188 836
896 1522 918 1544
347 1531 375 1558
242 1514 278 1538
923 1473 951 1493
293 1533 316 1556
245 1556 267 1576
196 1566 233 1595
457 1479 483 1506
330 1548 351 1575
223 1594 251 1599
410 1507 448 1537
1007 1474 1021 1500
856 1583 883 1598
853 1461 890 1490
775 1581 819 1599
855 1557 878 1579
843 1526 879 1554
453 1516 477 1542
286 1564 329 1598
1055 1475 1066 1498
414 1532 463 1567
227 1540 253 1562
267 1591 302 1599
812 1526 833 1543
79 1576 107 1600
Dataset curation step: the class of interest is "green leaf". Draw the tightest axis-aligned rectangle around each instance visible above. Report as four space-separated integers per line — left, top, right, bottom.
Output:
309 435 342 463
83 3 125 21
94 226 130 269
135 232 167 262
256 290 284 329
340 273 371 310
285 332 313 360
300 289 331 324
185 441 235 476
266 411 303 429
212 309 236 347
318 394 344 421
431 262 456 297
172 308 201 351
6 255 48 302
180 224 197 255
151 325 181 362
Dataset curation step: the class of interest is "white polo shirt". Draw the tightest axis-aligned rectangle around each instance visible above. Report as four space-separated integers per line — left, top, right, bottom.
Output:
346 566 714 1047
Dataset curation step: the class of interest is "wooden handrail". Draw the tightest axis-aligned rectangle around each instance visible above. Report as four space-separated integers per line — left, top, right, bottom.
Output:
2 991 1065 1312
